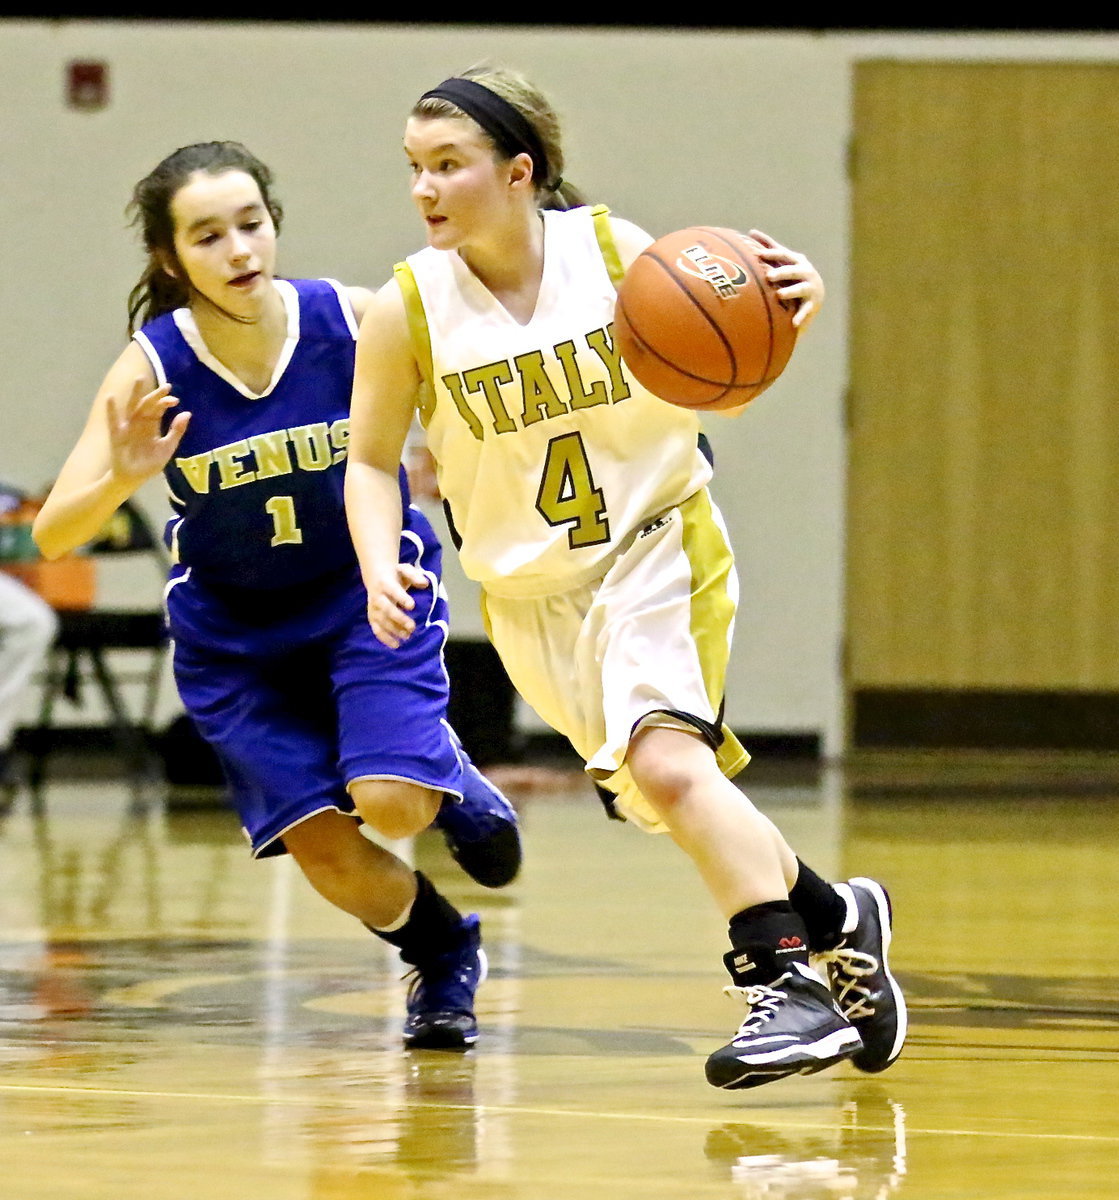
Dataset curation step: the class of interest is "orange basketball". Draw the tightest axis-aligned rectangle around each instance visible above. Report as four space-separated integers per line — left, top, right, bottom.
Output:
613 227 799 411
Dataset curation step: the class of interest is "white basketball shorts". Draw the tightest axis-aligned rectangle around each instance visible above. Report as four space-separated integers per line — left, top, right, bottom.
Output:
481 488 749 832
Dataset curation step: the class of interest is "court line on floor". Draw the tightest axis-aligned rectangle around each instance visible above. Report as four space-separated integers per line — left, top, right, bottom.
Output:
0 1081 1117 1145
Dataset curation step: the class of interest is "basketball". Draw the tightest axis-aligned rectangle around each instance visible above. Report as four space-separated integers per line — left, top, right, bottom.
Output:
613 227 799 411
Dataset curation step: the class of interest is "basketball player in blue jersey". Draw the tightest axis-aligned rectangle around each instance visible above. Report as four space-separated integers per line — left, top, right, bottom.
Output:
345 68 907 1089
32 141 521 1052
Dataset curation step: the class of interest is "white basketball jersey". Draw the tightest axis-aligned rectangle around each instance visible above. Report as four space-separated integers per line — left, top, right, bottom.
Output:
400 205 712 598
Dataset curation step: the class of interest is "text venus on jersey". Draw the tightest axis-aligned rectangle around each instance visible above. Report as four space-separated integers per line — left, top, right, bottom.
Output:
173 420 349 494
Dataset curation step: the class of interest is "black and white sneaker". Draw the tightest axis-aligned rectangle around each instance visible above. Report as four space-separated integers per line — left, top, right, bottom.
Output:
816 877 907 1073
402 914 488 1051
705 962 862 1090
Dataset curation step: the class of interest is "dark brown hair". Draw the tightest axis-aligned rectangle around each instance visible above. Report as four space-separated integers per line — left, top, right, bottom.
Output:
126 141 283 333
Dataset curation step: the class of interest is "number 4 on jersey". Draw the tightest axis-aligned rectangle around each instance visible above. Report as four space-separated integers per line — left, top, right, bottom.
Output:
536 432 610 549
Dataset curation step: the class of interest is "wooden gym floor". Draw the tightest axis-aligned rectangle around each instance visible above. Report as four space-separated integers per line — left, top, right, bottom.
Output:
1 750 1117 1199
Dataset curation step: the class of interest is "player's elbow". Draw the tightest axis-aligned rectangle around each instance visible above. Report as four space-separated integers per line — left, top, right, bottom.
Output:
31 502 89 561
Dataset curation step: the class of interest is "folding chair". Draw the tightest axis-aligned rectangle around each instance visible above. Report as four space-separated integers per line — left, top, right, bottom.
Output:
28 499 171 791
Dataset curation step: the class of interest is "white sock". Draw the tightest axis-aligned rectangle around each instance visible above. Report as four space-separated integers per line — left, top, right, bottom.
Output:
371 896 414 934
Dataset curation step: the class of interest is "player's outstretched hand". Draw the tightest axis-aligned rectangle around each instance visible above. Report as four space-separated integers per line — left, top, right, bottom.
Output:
366 562 431 649
748 229 825 331
106 376 191 485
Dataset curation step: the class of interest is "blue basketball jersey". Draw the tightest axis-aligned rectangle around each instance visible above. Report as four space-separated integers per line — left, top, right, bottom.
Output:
135 278 414 591
132 280 478 857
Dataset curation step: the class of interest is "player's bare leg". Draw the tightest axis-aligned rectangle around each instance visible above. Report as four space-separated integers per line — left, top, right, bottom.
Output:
351 779 442 843
352 765 522 889
627 726 859 1088
626 725 791 914
284 808 417 926
284 809 485 1051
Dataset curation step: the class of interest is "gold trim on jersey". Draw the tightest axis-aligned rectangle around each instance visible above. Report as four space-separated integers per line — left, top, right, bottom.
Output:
679 488 751 779
591 204 626 289
393 261 436 425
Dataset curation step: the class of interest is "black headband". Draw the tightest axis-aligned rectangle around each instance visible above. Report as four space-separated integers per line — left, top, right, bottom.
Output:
419 76 553 190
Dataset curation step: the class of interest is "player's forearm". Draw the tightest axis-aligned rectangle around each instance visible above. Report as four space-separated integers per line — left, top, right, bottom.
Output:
32 471 137 560
344 460 406 580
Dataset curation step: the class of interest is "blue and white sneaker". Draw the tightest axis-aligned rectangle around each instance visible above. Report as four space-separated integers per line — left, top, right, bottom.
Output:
403 913 488 1051
435 753 522 888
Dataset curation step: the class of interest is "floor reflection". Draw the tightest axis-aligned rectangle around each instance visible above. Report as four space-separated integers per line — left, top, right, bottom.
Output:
707 1084 907 1199
0 755 1118 1198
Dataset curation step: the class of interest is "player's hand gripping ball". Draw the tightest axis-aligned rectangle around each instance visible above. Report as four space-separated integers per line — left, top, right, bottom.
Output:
613 227 799 411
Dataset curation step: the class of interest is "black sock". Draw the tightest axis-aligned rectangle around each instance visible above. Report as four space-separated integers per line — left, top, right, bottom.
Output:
724 900 811 986
789 858 847 951
367 871 464 966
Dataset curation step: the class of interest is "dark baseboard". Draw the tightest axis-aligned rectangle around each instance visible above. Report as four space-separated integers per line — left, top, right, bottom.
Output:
518 729 821 764
739 732 822 759
14 726 135 756
853 688 1119 751
16 723 823 776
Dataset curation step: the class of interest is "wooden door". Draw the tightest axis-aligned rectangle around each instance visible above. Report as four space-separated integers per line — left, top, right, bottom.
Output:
847 62 1119 744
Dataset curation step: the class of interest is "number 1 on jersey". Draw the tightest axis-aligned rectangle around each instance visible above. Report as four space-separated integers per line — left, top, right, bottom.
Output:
536 432 610 549
265 495 304 546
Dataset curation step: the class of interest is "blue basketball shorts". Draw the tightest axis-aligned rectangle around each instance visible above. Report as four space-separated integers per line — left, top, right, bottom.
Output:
169 569 466 858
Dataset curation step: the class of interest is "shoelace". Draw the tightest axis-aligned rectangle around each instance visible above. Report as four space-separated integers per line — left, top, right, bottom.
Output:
815 946 879 1021
402 963 476 1014
722 982 787 1035
403 968 427 1010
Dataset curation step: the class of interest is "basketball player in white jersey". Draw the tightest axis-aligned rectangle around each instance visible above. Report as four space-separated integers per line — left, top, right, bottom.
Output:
345 67 906 1088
